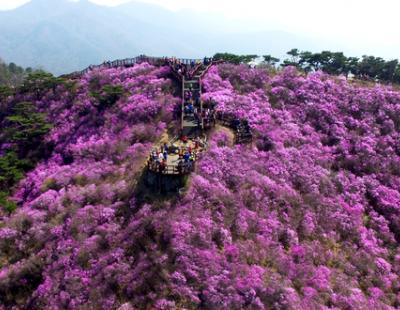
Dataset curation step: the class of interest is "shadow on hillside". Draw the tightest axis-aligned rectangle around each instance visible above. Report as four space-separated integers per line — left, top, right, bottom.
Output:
117 167 188 223
136 169 185 202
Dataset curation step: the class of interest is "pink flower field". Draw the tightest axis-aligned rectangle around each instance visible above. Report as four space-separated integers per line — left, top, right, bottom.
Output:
1 62 400 309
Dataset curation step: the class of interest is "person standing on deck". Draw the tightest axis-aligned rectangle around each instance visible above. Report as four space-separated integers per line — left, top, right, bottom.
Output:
177 160 183 174
183 152 190 163
159 160 166 173
188 103 194 115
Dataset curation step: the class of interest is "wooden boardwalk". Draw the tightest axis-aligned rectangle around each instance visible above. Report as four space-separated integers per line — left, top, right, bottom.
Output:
147 60 213 175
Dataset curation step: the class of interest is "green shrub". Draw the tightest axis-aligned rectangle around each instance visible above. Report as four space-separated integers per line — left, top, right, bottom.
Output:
0 191 17 213
91 84 124 110
0 151 25 189
0 100 53 211
41 178 61 192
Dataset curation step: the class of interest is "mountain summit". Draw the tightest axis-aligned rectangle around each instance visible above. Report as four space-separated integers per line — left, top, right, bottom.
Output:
0 59 399 309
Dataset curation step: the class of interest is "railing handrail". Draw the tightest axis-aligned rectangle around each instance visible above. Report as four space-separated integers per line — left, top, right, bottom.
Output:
200 59 224 79
147 160 195 175
63 55 222 79
215 111 253 144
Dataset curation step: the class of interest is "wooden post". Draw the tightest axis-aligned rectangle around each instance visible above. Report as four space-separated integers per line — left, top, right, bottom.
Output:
181 77 185 132
200 78 204 131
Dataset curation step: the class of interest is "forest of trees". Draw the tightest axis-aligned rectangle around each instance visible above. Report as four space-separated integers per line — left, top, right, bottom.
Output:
0 58 37 86
214 50 400 84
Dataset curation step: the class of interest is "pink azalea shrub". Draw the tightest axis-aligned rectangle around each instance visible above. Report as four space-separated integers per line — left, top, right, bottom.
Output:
1 63 400 309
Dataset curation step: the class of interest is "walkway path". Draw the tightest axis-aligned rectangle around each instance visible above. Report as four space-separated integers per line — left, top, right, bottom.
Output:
147 59 214 175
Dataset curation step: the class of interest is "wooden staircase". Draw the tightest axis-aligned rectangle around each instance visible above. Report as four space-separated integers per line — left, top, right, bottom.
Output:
180 64 208 137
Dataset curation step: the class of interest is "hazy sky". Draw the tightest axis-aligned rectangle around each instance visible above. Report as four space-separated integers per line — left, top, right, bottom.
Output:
1 0 399 50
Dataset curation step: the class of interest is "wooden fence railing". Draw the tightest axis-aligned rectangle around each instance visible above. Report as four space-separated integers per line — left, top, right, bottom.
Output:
63 55 224 80
64 55 208 78
147 160 195 175
216 112 253 144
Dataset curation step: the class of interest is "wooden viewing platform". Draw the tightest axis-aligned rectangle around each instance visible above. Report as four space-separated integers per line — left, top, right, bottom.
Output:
146 58 215 176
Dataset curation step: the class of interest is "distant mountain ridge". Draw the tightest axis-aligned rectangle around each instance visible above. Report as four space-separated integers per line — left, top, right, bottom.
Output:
0 0 317 75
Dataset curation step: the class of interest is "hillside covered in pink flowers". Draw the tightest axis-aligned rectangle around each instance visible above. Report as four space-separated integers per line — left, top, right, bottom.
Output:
1 62 400 309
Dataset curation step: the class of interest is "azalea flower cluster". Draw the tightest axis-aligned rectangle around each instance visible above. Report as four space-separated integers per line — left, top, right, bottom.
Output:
1 62 400 309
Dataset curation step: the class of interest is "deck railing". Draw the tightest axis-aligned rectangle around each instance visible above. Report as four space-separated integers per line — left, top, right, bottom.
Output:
216 111 253 144
147 160 195 175
65 55 208 78
63 55 224 80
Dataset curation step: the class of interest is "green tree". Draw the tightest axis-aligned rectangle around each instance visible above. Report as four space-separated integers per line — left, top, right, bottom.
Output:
358 55 385 80
282 48 301 67
0 101 52 212
393 66 400 84
0 85 15 101
263 55 280 67
21 71 64 98
213 53 258 65
240 55 258 63
4 102 53 156
8 62 18 74
0 151 26 190
323 52 347 75
213 53 241 64
0 59 36 87
298 51 314 72
90 84 124 110
378 59 398 82
0 191 17 213
345 57 360 77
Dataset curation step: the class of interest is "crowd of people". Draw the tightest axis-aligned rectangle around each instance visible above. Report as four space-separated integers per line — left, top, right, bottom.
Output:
231 118 252 142
168 57 213 79
148 139 203 174
183 86 217 131
202 104 217 129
